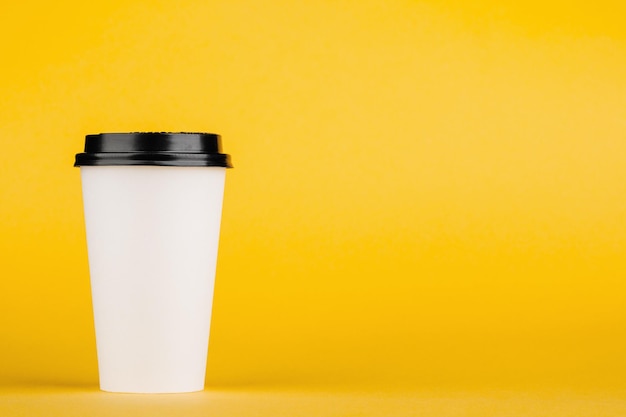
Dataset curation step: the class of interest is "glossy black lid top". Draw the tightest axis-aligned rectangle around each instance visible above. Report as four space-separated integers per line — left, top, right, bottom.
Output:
74 132 233 167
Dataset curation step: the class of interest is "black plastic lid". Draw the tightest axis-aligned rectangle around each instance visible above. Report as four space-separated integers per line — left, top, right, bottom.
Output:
74 132 233 167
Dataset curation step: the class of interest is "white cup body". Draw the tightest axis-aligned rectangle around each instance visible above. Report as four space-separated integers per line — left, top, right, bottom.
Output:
80 166 226 393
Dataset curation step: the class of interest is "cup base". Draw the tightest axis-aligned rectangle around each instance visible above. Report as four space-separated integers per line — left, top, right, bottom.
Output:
99 385 205 394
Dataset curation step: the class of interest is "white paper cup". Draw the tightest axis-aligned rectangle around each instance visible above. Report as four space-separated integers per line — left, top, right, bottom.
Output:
75 133 232 393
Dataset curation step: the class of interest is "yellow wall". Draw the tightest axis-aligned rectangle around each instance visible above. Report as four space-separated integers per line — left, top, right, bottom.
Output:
1 0 625 390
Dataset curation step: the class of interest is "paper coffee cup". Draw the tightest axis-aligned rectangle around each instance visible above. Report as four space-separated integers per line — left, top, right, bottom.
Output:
75 133 232 393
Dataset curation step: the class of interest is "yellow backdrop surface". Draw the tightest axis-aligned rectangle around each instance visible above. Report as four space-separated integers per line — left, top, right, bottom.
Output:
1 0 625 396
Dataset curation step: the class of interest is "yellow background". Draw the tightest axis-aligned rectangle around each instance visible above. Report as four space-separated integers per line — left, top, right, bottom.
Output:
1 0 626 412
